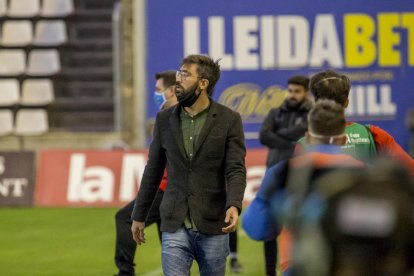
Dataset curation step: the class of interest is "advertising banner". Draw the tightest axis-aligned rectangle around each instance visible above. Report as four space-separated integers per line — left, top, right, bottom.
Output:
35 149 266 207
145 0 414 149
0 152 36 207
35 150 148 207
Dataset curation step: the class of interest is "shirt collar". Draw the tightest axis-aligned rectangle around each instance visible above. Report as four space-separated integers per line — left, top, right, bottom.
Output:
181 102 210 119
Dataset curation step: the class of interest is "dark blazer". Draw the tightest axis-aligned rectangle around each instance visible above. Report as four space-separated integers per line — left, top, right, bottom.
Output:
132 100 247 235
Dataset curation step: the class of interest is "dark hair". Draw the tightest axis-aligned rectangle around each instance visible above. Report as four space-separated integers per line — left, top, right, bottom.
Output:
155 70 176 88
309 70 351 106
288 75 310 91
180 55 221 96
308 99 346 137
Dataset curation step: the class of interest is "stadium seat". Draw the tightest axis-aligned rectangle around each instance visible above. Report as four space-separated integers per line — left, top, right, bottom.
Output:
0 0 7 17
41 0 74 17
8 0 40 18
33 20 67 46
0 50 26 76
0 79 19 106
26 49 61 76
21 79 54 106
15 108 49 135
0 109 14 136
1 20 33 47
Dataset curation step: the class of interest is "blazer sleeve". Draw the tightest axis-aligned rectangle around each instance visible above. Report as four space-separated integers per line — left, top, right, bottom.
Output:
225 112 247 213
132 112 167 221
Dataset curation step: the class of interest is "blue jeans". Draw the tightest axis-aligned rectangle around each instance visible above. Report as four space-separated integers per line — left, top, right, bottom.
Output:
162 227 229 276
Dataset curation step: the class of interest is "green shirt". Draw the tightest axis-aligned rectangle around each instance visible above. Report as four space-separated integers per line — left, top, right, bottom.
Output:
180 105 210 230
180 106 209 161
298 122 377 162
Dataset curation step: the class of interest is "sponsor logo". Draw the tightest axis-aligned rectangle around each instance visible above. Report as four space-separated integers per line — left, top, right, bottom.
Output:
184 13 414 70
67 153 147 203
0 152 35 206
36 149 268 206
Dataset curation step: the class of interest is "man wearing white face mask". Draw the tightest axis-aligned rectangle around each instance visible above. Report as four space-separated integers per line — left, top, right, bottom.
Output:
113 70 177 276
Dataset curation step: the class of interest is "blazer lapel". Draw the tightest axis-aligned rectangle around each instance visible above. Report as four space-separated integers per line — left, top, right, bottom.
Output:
169 105 187 159
194 101 218 155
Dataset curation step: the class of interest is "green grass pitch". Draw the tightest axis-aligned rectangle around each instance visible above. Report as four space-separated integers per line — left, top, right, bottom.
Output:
0 208 266 275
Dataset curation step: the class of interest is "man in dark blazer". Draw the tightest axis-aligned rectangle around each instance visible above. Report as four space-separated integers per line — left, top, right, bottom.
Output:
131 54 247 276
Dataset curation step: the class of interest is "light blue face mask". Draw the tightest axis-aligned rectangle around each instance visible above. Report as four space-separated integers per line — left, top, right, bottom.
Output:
153 91 167 110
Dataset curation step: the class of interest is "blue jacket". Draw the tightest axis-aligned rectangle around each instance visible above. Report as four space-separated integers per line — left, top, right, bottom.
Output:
242 145 351 241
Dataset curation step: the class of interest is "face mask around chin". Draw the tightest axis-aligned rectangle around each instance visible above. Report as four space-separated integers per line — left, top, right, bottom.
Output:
177 83 201 107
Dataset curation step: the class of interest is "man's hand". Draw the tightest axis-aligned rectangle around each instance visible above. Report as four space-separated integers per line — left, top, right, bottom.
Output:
222 206 239 233
131 220 146 245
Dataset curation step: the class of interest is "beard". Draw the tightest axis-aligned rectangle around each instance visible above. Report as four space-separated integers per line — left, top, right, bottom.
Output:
175 82 201 107
286 98 301 109
175 81 197 97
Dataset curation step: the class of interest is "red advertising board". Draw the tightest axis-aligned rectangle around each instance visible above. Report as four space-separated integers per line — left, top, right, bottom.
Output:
35 148 267 207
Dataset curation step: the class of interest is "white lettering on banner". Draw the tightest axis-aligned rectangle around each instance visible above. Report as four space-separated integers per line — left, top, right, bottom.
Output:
0 178 28 197
183 17 200 56
66 153 148 203
119 154 147 201
260 16 276 69
67 154 114 203
309 14 343 67
277 16 309 68
346 84 396 117
62 152 265 204
208 17 233 69
234 16 259 69
244 165 266 203
183 12 414 70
